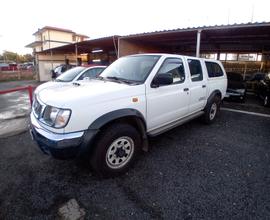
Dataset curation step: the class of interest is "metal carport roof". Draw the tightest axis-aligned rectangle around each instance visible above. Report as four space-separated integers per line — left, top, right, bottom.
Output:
37 36 120 54
119 22 270 54
37 22 270 56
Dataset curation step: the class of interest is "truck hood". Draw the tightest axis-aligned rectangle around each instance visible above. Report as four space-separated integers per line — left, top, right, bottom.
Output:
37 80 144 108
35 81 68 94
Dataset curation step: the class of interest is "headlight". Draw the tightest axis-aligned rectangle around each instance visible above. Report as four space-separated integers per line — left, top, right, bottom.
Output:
42 106 71 128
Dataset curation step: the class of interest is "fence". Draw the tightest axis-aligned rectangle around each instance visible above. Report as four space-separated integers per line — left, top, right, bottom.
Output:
0 70 36 81
0 85 34 106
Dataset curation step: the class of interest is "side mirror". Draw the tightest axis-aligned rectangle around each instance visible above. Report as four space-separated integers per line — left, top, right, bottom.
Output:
152 73 173 88
83 77 90 81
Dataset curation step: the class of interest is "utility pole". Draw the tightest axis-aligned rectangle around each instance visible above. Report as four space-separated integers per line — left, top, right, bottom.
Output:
227 8 230 24
251 4 255 22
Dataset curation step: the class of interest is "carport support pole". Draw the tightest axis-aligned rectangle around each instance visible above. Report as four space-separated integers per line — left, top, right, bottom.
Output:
75 44 78 66
196 29 202 58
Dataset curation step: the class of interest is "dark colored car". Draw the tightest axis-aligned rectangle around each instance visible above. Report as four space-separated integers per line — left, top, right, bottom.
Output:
225 72 246 102
255 73 270 106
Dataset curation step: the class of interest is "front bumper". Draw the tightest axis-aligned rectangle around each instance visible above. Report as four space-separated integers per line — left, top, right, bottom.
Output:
30 113 96 159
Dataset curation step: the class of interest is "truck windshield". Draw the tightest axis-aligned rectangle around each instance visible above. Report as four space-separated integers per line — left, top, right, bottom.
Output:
56 67 86 82
100 55 160 83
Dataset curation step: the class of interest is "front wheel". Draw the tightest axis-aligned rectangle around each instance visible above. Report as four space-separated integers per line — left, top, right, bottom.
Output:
89 123 141 177
202 96 221 124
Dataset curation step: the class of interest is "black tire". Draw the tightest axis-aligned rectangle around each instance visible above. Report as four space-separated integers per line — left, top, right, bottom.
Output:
90 123 141 177
202 95 221 124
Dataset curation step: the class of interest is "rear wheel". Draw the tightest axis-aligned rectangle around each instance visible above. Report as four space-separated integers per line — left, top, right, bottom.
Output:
90 123 141 177
202 95 221 124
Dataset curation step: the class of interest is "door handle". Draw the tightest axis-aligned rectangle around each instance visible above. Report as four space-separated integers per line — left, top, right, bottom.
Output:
183 88 189 92
202 85 206 88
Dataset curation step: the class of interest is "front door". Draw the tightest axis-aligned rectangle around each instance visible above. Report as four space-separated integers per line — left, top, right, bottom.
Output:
146 58 189 131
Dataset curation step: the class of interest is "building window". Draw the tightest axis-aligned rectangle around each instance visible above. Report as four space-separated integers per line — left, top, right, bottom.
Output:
201 53 217 60
217 53 262 62
226 54 238 61
220 53 226 60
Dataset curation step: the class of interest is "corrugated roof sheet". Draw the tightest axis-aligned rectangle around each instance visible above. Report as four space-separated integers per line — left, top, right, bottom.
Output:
121 21 270 38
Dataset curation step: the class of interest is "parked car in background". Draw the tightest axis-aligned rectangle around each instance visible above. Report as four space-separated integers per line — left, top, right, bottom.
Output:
55 65 106 82
17 62 34 70
0 63 9 71
246 72 265 81
255 73 270 106
35 66 106 94
51 64 76 78
225 72 246 102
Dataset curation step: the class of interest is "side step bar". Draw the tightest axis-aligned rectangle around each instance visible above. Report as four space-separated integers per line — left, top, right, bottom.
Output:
148 111 204 137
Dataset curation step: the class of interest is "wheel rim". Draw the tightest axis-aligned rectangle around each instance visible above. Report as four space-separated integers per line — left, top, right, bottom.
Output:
264 96 268 106
209 103 217 120
106 136 134 169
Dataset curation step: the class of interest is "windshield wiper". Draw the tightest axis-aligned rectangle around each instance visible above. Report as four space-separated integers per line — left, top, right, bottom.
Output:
105 76 139 85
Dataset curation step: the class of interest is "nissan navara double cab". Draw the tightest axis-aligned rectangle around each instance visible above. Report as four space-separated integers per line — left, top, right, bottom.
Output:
30 54 227 177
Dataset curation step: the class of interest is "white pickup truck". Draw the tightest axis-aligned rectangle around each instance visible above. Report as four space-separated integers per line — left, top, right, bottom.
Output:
30 54 227 177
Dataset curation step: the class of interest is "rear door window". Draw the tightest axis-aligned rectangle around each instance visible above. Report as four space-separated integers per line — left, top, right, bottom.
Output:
188 59 203 82
205 62 224 77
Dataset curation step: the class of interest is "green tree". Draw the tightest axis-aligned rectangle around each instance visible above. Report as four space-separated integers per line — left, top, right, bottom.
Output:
0 51 33 63
23 54 34 62
3 50 18 62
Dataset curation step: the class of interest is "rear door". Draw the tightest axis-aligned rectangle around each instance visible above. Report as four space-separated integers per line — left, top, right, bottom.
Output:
186 58 207 113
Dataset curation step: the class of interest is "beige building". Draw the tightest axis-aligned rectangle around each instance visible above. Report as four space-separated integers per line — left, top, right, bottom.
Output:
26 26 89 81
26 26 89 53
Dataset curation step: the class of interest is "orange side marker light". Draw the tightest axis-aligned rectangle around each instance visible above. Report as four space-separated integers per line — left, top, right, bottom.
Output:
132 97 138 102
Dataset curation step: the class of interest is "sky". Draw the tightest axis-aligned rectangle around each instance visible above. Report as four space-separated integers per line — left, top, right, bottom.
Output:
0 0 269 55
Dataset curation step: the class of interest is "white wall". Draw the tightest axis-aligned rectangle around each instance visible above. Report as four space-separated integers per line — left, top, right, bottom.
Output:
38 61 61 81
42 30 73 50
37 54 78 81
